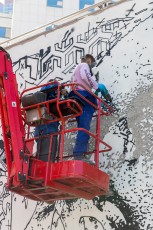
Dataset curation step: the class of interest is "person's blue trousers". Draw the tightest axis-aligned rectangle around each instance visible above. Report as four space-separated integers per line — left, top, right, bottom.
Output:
34 122 59 137
70 90 97 157
34 122 59 162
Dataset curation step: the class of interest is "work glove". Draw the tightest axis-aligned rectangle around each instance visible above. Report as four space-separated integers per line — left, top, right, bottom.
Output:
104 93 112 103
96 83 108 95
96 84 112 102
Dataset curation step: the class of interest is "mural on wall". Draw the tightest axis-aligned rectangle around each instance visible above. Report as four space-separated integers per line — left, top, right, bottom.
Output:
0 0 153 229
12 1 153 91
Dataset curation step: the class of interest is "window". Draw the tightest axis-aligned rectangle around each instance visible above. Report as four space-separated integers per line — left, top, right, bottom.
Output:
80 0 94 10
0 27 11 38
0 0 13 14
47 0 63 8
0 3 4 13
4 3 13 13
0 27 6 38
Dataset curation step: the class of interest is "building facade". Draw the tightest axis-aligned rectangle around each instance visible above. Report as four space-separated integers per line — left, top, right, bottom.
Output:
0 0 102 42
0 0 13 43
12 0 102 38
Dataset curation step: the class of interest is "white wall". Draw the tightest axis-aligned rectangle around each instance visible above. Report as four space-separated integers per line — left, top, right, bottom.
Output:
0 0 153 229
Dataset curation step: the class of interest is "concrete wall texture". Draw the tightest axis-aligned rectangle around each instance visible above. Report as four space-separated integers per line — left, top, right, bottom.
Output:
0 0 153 229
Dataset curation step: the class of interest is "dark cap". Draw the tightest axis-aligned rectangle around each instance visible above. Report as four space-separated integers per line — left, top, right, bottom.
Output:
85 54 95 62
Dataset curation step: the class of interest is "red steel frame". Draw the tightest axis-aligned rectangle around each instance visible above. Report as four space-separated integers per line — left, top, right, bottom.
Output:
0 49 25 187
0 48 114 202
20 82 113 165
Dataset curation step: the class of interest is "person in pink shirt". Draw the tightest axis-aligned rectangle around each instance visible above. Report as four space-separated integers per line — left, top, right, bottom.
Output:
70 55 110 162
71 58 98 91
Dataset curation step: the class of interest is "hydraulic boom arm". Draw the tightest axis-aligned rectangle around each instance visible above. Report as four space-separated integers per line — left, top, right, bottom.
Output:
0 47 28 187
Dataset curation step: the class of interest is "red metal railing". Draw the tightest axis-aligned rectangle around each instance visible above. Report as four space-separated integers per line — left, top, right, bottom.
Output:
0 48 111 200
20 81 113 169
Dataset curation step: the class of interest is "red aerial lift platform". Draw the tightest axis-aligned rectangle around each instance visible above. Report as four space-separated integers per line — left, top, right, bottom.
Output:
0 47 113 203
11 160 109 202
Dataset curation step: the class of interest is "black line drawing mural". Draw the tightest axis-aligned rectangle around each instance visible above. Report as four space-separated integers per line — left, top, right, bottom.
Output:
13 0 153 92
113 117 135 155
1 0 153 229
0 140 5 161
54 30 74 52
63 45 85 74
13 47 62 89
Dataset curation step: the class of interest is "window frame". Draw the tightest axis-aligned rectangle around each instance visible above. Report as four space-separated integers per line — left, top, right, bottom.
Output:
0 27 11 38
79 0 95 10
47 0 63 8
